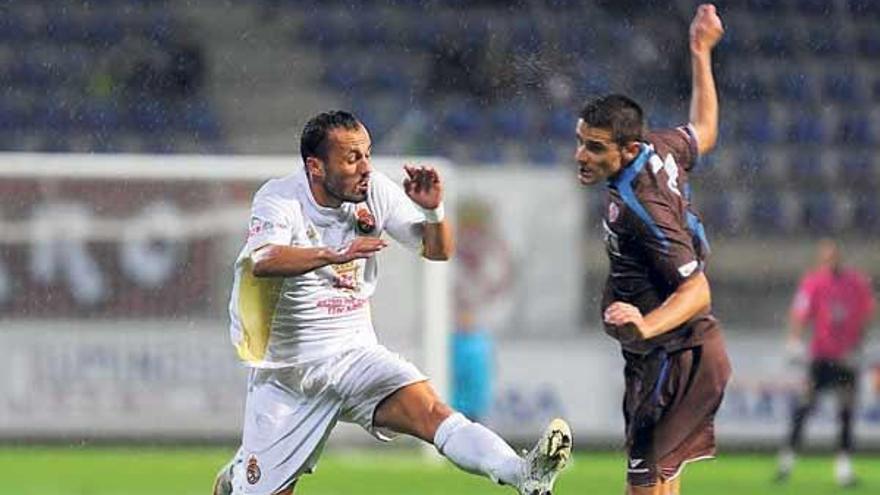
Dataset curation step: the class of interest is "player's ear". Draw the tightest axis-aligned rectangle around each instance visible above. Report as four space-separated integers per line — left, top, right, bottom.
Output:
305 156 325 178
620 141 641 163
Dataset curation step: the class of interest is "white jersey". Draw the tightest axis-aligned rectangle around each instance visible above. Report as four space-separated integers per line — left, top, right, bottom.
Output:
228 169 426 367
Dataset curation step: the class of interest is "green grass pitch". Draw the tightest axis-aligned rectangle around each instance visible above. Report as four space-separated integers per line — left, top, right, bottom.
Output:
1 446 878 494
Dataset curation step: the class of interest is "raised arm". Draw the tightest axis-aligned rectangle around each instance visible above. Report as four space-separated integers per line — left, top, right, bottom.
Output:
403 165 454 261
688 4 724 155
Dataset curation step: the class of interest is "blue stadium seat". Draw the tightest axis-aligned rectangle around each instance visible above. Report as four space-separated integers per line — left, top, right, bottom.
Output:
466 142 503 164
807 29 843 57
527 141 560 166
725 72 767 102
128 100 170 132
39 133 72 153
801 191 836 233
836 114 874 145
701 193 735 235
857 32 880 58
746 0 785 13
737 110 776 144
0 13 30 43
852 194 879 233
440 102 484 140
758 31 793 58
787 151 825 183
796 0 833 15
848 0 880 17
76 100 122 131
544 108 574 139
749 192 787 234
786 112 825 144
31 100 73 132
823 73 860 102
181 100 222 140
510 19 542 54
776 72 813 102
838 154 875 187
489 105 530 139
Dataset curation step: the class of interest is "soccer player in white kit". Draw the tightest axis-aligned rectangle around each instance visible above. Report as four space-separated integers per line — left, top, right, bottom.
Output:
213 111 571 495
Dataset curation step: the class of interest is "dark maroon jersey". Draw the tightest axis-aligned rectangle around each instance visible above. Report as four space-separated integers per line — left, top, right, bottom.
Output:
601 124 717 354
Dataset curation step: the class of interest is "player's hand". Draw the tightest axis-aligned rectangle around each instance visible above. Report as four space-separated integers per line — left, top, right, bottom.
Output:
328 237 388 264
873 365 880 394
604 302 652 340
689 4 724 54
403 165 443 210
784 335 807 366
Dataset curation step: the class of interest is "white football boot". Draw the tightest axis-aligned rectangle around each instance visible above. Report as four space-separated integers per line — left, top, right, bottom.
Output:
212 459 234 495
518 418 573 495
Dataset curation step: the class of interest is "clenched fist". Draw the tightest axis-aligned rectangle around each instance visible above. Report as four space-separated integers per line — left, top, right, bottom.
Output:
690 4 724 54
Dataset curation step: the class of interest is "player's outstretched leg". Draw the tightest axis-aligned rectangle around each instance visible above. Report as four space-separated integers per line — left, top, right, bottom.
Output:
518 418 573 495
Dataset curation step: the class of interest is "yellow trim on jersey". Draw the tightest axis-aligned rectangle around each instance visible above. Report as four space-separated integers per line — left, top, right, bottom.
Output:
235 258 283 363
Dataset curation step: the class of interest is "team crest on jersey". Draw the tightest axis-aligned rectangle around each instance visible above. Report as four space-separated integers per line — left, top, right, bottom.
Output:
608 202 620 223
354 204 376 234
246 455 261 485
331 260 360 291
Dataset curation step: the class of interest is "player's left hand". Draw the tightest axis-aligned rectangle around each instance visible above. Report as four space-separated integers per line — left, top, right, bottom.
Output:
689 4 724 54
403 165 443 210
604 302 652 340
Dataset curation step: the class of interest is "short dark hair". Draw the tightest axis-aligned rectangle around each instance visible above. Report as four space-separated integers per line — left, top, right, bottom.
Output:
578 94 644 146
300 110 362 164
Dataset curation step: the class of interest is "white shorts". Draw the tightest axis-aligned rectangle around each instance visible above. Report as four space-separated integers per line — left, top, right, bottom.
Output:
233 344 427 495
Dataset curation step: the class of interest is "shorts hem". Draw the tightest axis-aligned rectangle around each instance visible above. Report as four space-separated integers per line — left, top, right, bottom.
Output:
662 454 716 482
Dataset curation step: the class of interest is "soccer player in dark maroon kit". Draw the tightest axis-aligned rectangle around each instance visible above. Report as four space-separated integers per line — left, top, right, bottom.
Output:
574 5 730 494
776 239 875 487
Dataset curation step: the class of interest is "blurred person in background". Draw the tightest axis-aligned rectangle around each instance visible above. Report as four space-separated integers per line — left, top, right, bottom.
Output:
776 239 875 487
574 5 729 494
452 308 495 423
213 111 571 495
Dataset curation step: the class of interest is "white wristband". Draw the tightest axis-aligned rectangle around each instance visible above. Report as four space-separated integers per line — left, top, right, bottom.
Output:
423 202 445 223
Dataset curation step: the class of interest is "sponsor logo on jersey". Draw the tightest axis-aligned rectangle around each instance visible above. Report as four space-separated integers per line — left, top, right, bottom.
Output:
246 455 262 485
316 296 368 315
249 217 283 239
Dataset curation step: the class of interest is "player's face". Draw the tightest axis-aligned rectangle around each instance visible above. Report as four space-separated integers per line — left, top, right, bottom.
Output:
317 125 373 205
575 119 625 185
817 239 841 270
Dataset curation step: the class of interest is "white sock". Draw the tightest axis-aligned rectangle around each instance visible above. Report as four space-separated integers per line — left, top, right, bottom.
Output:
778 448 795 472
434 413 524 486
835 452 853 482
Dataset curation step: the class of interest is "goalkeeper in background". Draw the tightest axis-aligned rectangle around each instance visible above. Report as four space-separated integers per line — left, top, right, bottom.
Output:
777 239 876 487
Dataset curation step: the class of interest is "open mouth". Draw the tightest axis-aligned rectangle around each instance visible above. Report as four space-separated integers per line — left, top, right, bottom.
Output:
578 166 594 182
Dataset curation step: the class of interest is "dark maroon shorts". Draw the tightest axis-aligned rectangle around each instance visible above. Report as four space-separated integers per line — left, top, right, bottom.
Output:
622 327 731 486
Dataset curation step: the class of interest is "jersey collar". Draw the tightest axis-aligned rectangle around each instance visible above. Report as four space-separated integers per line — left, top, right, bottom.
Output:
607 143 652 190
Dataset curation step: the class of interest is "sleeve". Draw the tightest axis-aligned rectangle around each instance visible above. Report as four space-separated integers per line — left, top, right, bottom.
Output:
244 189 300 254
375 174 426 253
649 124 700 171
631 191 701 289
790 276 814 323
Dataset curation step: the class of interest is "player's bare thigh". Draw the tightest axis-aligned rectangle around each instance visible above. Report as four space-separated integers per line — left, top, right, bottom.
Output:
373 380 454 443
